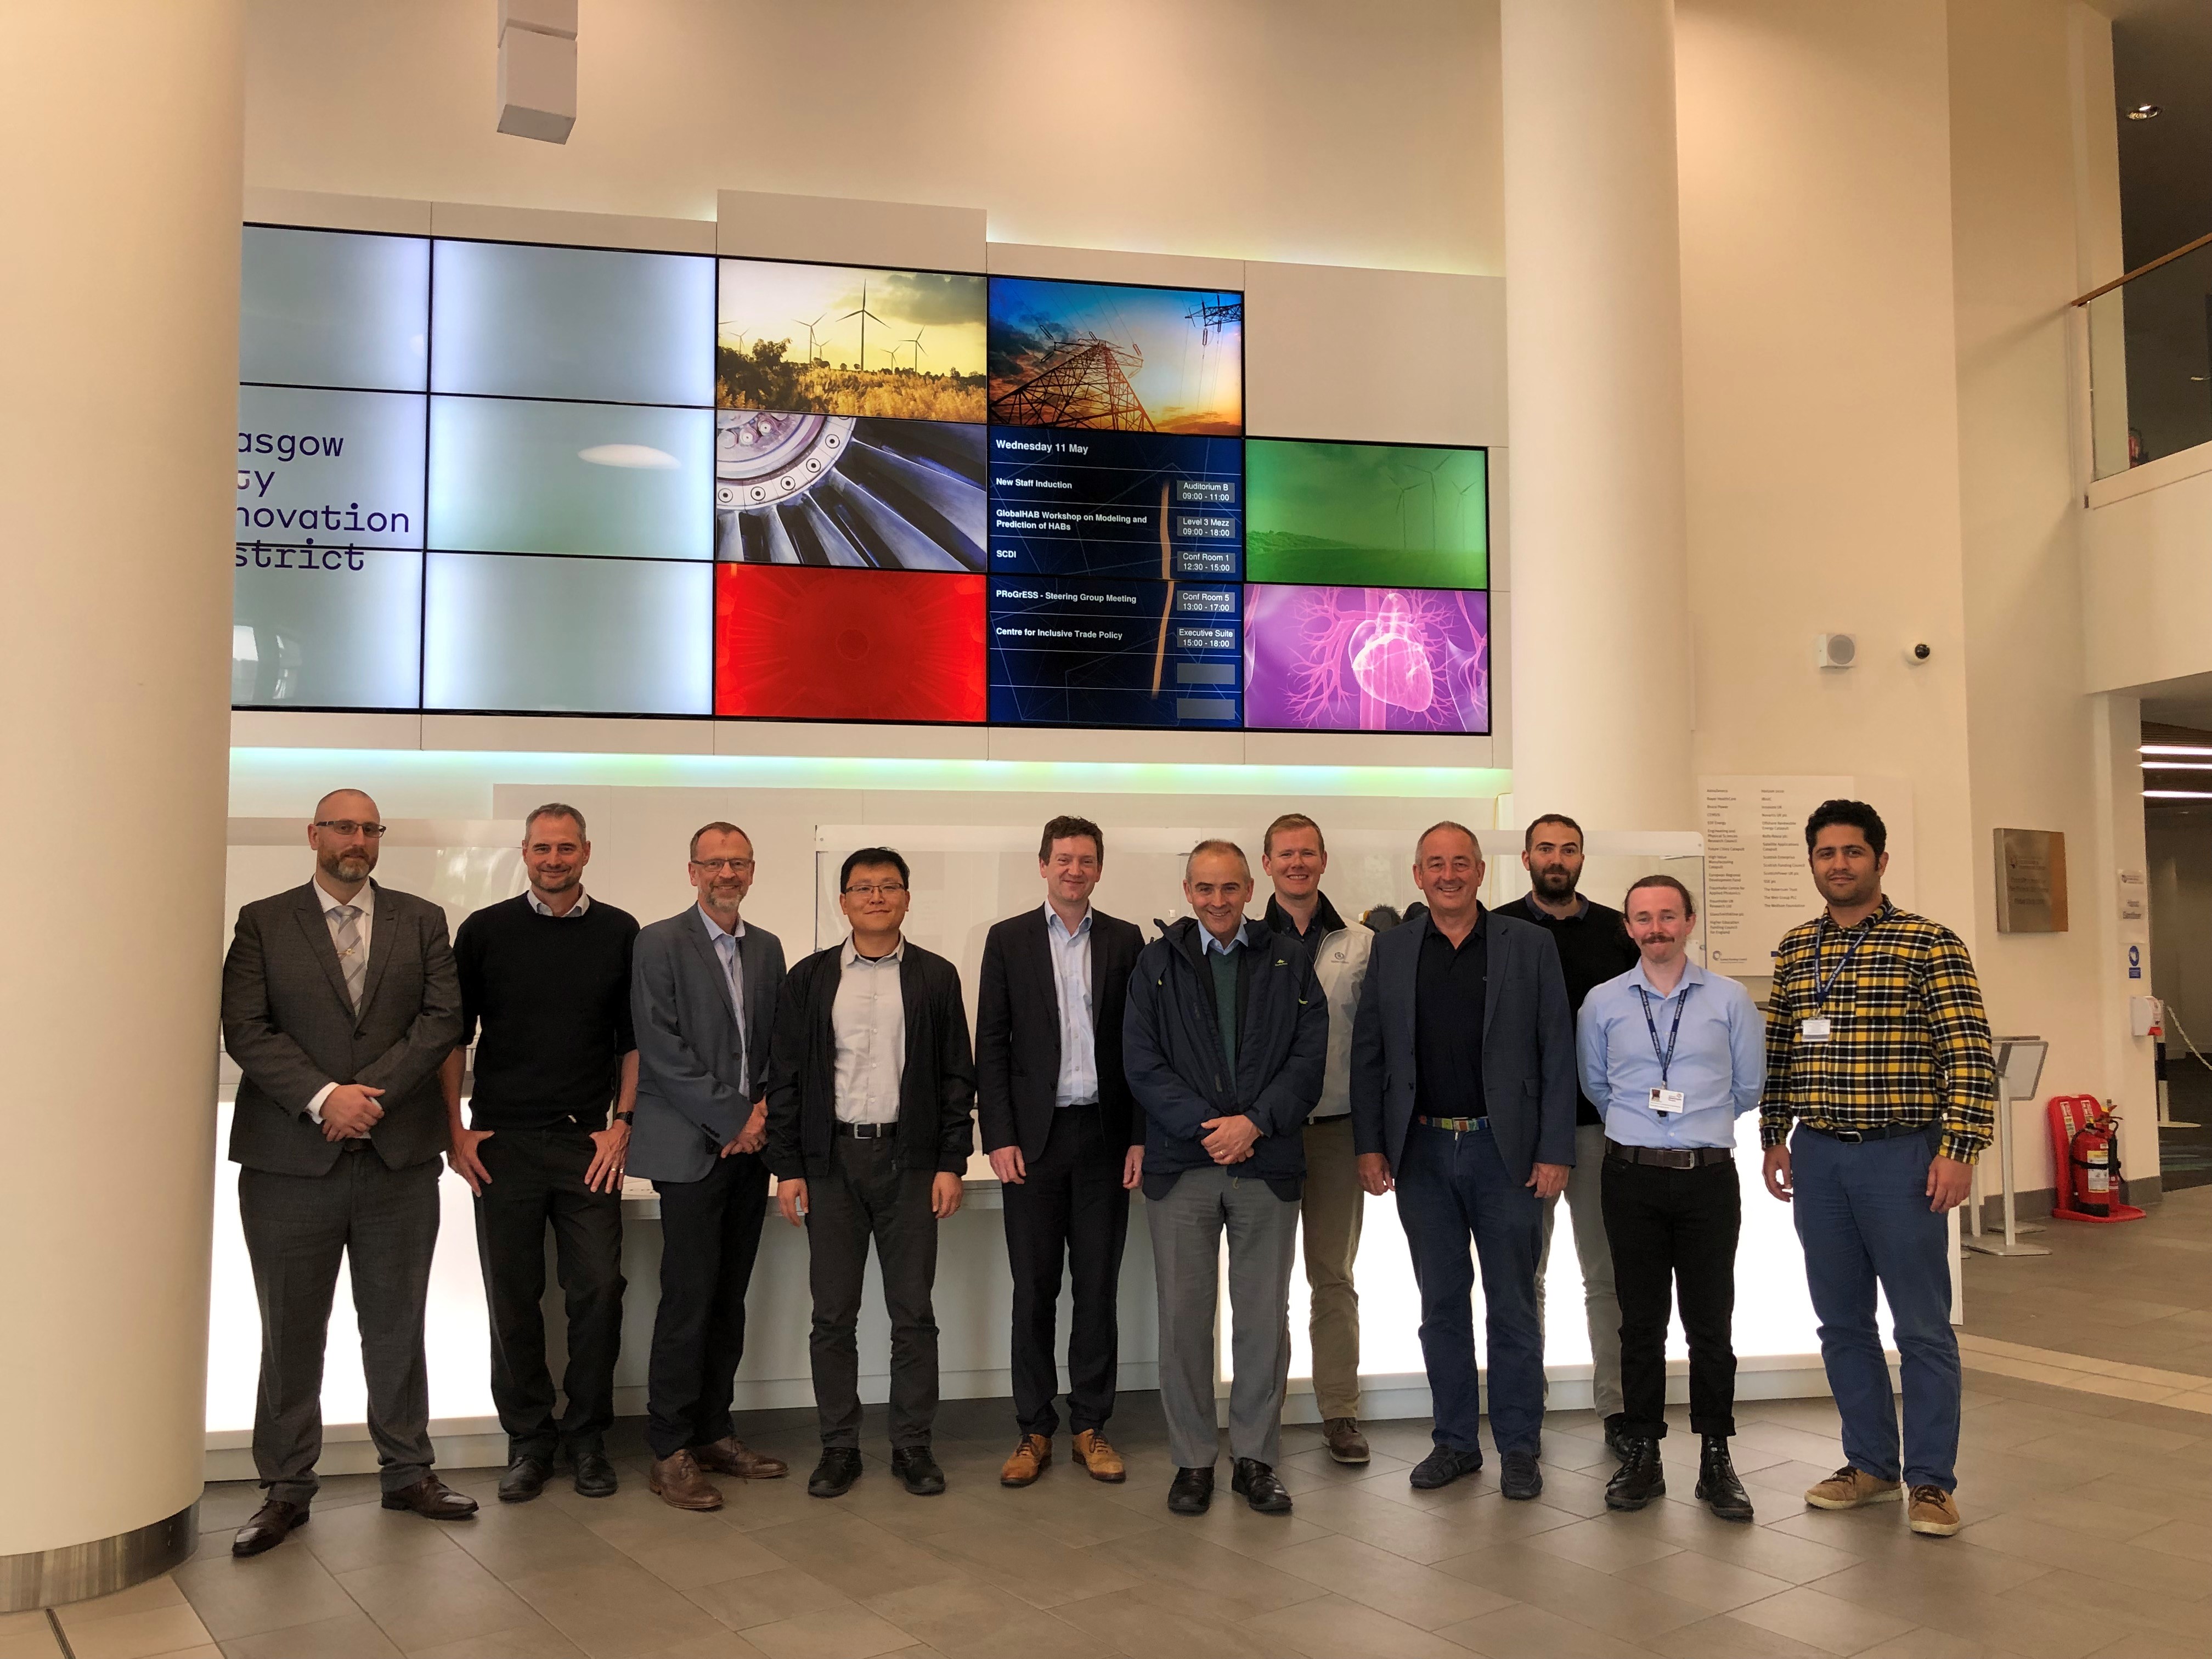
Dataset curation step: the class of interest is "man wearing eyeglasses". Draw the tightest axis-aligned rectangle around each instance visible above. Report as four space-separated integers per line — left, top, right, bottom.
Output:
766 847 977 1499
221 791 473 1557
629 822 791 1511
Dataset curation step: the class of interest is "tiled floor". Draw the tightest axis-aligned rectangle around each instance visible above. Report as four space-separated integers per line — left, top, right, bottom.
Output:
31 1189 2210 1659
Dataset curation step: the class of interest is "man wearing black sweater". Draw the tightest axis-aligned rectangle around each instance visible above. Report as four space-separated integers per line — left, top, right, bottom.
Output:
443 805 640 1503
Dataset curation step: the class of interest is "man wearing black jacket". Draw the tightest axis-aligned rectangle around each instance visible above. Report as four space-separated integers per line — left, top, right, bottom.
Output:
977 816 1146 1489
766 847 976 1500
1125 839 1327 1517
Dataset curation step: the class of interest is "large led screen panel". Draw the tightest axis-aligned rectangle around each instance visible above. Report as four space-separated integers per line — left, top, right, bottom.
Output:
987 428 1240 580
430 240 715 407
233 549 422 709
1243 585 1489 734
428 397 712 560
1245 439 1488 589
718 259 986 421
988 577 1239 728
238 386 426 549
715 413 983 571
241 226 428 393
424 554 712 714
988 277 1242 435
715 565 985 722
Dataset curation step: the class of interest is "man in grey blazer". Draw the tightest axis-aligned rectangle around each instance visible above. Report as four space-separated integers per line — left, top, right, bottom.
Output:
219 789 475 1557
1351 821 1576 1500
629 820 792 1511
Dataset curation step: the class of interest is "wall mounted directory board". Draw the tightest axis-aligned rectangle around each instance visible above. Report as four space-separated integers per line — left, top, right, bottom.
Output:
234 223 1490 733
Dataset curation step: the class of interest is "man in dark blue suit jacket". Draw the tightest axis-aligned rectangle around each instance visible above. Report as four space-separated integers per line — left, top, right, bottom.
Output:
1351 822 1576 1499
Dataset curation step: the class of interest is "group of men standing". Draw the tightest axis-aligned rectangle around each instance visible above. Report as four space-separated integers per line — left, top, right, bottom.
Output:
218 788 1993 1558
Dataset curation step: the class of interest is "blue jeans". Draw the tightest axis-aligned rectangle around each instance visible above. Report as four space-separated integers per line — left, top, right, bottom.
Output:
1791 1125 1961 1491
1393 1119 1547 1457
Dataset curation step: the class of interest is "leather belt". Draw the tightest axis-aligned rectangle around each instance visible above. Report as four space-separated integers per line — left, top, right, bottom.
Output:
1605 1139 1731 1170
1799 1121 1934 1144
1415 1114 1488 1131
834 1120 896 1139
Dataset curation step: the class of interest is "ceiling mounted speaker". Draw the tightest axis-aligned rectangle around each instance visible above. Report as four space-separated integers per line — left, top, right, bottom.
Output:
1815 633 1857 670
498 0 577 144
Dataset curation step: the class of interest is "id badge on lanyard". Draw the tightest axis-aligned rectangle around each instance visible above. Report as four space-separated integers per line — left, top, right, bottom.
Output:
1636 985 1692 1113
1803 917 1871 1046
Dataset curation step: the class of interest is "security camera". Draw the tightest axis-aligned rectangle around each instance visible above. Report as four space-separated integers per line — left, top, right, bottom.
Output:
1909 642 1932 664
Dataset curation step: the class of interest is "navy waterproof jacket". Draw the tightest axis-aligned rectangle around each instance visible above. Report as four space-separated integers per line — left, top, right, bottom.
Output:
1123 915 1327 1195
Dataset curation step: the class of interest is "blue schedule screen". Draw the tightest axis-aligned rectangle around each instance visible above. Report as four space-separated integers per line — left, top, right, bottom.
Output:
987 577 1241 728
986 429 1242 580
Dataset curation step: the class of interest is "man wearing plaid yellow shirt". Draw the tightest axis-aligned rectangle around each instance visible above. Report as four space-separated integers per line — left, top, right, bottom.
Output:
1760 800 1994 1541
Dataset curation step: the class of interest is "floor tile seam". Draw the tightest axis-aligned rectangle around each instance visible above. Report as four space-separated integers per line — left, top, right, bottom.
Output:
1957 1333 2212 1388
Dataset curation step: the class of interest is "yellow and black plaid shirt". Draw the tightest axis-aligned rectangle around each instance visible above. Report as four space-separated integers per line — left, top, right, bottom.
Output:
1759 899 1995 1164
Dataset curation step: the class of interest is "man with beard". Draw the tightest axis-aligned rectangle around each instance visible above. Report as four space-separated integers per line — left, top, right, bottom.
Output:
629 821 791 1511
221 789 473 1556
1762 800 1993 1540
1495 814 1639 1457
443 804 640 1503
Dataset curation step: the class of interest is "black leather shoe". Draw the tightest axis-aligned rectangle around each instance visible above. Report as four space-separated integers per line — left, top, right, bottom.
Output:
1166 1466 1215 1515
1231 1458 1293 1514
1697 1436 1755 1522
231 1498 307 1557
572 1449 618 1499
1409 1445 1484 1490
1499 1451 1543 1500
1603 1415 1634 1461
808 1447 864 1498
891 1446 946 1496
1605 1438 1666 1510
497 1456 552 1504
381 1474 479 1520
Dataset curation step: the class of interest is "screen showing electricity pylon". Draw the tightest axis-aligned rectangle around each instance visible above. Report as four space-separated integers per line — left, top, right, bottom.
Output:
986 276 1242 435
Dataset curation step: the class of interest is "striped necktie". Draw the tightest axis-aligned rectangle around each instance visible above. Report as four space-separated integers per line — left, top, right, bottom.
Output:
332 905 366 1011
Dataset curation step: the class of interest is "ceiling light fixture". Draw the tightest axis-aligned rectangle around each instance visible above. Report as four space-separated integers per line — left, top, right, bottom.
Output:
2140 743 2212 756
2127 104 2162 120
2145 789 2212 799
2143 760 2212 770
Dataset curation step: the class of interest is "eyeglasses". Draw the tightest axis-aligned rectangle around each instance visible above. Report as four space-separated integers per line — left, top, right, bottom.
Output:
843 882 908 898
314 820 387 838
691 857 754 874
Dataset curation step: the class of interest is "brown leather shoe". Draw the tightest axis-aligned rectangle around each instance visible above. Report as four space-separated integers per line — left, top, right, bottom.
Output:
692 1436 789 1480
649 1448 724 1511
1322 1418 1371 1465
1072 1430 1126 1483
379 1474 479 1520
1001 1433 1052 1486
231 1498 307 1557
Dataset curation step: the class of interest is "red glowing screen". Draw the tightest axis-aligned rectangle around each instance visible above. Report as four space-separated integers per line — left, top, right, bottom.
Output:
714 565 988 723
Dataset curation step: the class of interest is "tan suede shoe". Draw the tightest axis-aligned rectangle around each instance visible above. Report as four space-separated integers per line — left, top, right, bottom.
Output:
1000 1434 1051 1487
693 1436 789 1480
1908 1484 1962 1537
1804 1465 1903 1510
648 1448 724 1511
1072 1429 1126 1483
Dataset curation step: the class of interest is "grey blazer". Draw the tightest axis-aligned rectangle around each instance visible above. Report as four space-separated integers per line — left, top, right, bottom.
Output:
1349 906 1577 1183
222 880 465 1176
627 906 786 1186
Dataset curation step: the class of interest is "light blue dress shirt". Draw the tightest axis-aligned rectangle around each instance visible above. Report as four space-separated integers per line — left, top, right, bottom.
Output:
697 904 747 1097
1045 903 1098 1107
1577 957 1764 1150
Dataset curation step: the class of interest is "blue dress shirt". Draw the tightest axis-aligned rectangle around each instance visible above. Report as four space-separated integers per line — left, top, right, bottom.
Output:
1577 957 1764 1149
1045 902 1098 1106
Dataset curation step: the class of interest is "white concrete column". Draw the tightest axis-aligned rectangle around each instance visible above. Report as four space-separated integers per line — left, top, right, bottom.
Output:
1501 0 1694 832
0 3 243 1605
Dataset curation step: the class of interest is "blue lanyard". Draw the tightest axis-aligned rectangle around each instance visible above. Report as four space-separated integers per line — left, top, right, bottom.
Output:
1634 983 1693 1087
1812 912 1878 1006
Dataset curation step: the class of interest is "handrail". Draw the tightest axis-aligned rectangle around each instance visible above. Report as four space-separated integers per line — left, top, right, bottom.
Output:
2072 228 2212 307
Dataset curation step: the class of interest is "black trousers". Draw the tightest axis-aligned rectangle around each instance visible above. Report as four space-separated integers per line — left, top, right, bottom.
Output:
1602 1154 1741 1441
806 1136 940 1451
645 1149 770 1460
1003 1102 1131 1437
473 1125 626 1461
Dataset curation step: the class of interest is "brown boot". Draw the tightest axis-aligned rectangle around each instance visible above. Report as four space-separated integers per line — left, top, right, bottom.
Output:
1071 1429 1126 1483
1322 1418 1371 1465
649 1448 724 1511
1001 1433 1051 1486
693 1436 789 1480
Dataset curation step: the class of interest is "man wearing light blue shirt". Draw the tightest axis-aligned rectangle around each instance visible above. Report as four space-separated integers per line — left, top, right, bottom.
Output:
1577 874 1762 1522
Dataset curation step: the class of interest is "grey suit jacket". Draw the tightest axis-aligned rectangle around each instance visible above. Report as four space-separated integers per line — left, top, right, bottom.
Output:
627 906 786 1186
1349 906 1577 1183
222 880 465 1176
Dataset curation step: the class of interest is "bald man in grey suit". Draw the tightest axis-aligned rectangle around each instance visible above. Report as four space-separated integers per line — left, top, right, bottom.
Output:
220 789 474 1556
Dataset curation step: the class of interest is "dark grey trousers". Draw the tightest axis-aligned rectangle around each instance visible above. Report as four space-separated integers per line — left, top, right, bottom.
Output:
804 1137 940 1450
239 1149 441 1502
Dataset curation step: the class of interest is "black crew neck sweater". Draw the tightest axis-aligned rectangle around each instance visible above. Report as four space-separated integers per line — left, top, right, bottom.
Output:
455 894 641 1131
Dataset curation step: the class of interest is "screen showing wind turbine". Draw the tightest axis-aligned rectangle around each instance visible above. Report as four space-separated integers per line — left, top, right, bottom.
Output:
986 427 1242 579
1242 584 1489 734
717 258 986 421
1243 438 1488 589
987 276 1243 436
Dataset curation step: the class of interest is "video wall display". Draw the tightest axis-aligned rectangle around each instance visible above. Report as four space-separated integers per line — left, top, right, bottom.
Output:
235 225 1488 733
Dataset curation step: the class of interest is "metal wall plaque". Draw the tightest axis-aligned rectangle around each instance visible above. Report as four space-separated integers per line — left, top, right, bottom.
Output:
1994 828 2068 933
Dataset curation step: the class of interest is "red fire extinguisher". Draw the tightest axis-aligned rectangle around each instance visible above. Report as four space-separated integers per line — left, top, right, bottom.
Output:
2069 1113 2121 1218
